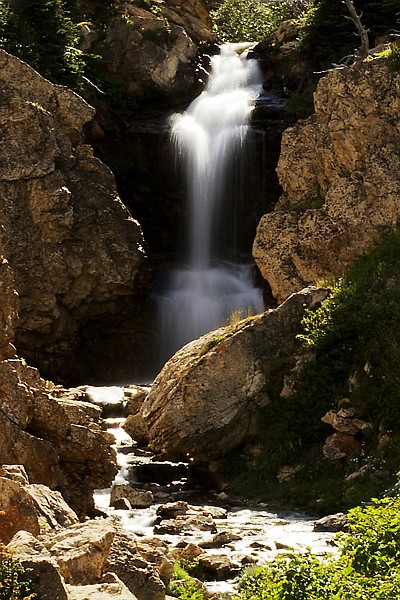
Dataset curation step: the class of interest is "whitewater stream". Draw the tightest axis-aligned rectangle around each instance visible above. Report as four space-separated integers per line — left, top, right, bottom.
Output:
93 45 336 597
92 387 337 597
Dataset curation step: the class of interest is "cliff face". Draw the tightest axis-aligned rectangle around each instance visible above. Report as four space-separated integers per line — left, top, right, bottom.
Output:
253 58 400 302
0 49 152 384
0 258 117 516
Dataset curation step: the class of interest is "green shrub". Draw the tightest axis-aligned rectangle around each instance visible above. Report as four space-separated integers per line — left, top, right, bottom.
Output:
0 545 36 600
211 0 298 42
237 493 400 599
0 0 85 88
167 563 205 600
299 228 400 430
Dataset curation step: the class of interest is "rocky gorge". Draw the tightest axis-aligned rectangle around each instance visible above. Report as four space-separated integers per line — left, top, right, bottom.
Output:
1 0 400 598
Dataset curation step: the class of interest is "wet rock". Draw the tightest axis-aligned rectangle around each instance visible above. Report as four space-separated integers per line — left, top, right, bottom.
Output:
314 513 348 532
130 462 188 486
195 553 241 581
124 387 152 416
113 498 132 511
199 531 242 549
110 484 154 509
123 414 150 446
156 501 191 520
275 541 294 551
86 387 125 418
142 287 328 461
172 542 203 561
154 513 217 535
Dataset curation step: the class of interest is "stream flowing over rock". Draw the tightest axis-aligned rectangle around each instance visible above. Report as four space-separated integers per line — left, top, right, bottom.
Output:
0 48 151 384
253 58 400 302
142 286 327 461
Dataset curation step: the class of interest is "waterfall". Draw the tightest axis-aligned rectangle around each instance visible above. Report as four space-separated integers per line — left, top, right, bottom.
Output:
156 43 265 366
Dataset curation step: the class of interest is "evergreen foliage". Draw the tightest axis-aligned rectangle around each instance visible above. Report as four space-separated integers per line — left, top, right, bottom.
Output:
0 0 85 87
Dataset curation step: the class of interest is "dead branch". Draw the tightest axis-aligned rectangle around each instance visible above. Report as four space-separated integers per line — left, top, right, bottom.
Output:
343 0 369 57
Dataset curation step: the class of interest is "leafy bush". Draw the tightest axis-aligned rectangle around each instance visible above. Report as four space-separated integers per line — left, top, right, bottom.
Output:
237 493 400 599
211 0 299 42
299 228 400 430
167 563 205 600
0 545 36 600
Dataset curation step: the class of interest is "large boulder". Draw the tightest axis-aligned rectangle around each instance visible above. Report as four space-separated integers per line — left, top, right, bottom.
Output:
253 58 400 303
141 287 327 460
8 531 69 600
0 48 150 384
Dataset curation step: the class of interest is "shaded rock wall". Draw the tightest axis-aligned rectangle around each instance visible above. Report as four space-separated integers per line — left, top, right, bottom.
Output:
0 49 152 384
253 58 400 302
0 258 117 516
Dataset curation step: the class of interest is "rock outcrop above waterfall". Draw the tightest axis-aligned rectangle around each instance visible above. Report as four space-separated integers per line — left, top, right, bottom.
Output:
141 287 328 461
253 57 400 303
80 0 215 107
0 48 151 383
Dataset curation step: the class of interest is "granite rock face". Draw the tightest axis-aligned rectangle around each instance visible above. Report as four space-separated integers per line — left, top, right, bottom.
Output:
142 287 327 461
0 48 150 383
253 58 400 302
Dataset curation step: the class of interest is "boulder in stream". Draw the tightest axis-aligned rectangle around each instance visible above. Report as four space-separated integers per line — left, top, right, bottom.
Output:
142 287 328 461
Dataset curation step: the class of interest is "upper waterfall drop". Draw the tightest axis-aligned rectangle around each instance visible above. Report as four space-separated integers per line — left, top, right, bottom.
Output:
156 43 265 366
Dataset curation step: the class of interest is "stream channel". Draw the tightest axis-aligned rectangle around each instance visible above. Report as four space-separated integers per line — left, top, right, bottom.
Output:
91 386 337 597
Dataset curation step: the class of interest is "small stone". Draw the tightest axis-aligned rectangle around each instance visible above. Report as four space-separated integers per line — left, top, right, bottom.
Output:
110 484 153 509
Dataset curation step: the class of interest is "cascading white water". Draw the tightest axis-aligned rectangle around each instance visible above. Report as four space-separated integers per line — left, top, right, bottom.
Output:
156 43 265 365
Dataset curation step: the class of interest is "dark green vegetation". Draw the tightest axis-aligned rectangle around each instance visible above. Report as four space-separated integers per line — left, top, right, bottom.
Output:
224 229 400 514
0 545 37 600
236 493 400 599
0 0 167 90
0 0 85 88
299 0 400 68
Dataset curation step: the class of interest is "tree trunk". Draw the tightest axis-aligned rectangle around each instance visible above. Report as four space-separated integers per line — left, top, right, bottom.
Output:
343 0 369 57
